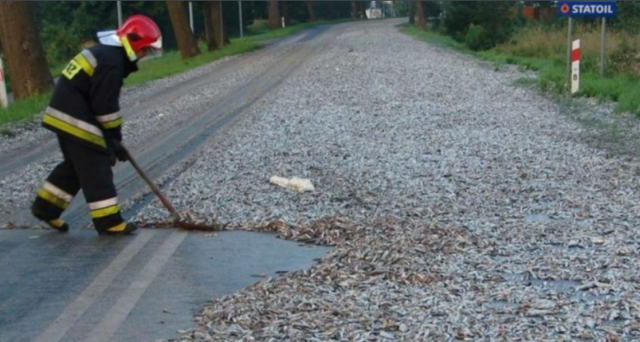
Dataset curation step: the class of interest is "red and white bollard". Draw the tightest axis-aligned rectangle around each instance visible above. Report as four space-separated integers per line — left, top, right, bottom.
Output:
0 58 7 108
571 39 580 94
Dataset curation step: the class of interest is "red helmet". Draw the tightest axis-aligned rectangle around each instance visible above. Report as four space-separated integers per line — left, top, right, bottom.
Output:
98 14 162 61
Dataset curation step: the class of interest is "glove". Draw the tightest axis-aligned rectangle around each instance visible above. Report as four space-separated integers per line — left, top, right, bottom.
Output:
108 153 117 167
108 139 129 163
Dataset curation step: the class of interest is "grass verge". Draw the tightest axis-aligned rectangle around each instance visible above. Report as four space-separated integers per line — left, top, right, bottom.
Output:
0 19 342 127
400 23 640 116
0 94 51 126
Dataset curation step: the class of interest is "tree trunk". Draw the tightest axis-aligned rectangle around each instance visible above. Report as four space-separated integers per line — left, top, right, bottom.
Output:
0 1 53 100
280 1 290 27
409 0 416 24
358 1 366 20
211 1 229 48
267 1 280 30
305 1 316 22
166 1 200 59
202 1 218 51
351 1 357 20
416 1 426 31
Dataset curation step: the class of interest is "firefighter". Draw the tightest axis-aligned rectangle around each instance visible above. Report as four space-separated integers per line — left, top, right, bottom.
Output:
30 15 163 236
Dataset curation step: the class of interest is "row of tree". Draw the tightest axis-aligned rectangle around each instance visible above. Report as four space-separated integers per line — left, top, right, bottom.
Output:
403 1 640 51
0 1 372 101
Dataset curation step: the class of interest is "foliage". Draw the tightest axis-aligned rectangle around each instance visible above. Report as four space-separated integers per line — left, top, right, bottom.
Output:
305 1 355 21
611 1 640 32
494 23 640 80
423 1 442 19
443 1 517 51
464 24 490 51
20 1 358 67
0 93 50 126
395 1 410 17
609 38 640 77
33 1 172 66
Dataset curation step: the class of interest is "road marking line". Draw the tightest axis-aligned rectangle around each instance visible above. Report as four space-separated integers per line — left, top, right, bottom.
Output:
85 230 188 342
34 230 156 342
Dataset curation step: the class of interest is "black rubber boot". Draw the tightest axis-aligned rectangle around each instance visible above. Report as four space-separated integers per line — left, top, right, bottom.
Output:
31 205 69 233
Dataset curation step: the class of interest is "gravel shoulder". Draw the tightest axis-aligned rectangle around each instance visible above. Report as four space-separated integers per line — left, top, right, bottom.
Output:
137 19 640 342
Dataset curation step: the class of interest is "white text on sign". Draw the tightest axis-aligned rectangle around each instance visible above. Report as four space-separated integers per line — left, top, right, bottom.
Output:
570 4 615 15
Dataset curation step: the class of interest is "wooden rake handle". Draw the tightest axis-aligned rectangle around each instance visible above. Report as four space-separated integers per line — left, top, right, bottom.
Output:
122 146 180 220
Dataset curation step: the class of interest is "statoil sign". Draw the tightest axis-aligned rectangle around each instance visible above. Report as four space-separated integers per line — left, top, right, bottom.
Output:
557 1 617 18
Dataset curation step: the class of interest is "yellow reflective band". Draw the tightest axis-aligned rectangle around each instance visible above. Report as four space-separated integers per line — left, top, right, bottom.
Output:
90 205 120 219
88 197 118 210
47 107 104 136
80 49 98 68
121 36 137 62
43 114 107 148
38 189 69 210
48 219 66 229
61 50 97 80
100 117 123 130
96 112 122 123
42 181 73 202
74 54 95 76
106 222 127 232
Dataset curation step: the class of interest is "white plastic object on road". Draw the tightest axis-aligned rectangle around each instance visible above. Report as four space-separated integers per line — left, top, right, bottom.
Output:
269 175 315 193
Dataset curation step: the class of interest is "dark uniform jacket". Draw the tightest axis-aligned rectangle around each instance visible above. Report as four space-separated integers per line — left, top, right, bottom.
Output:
42 44 138 153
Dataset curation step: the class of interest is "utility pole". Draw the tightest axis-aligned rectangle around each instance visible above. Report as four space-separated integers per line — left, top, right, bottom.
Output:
566 17 573 84
117 1 123 27
189 1 194 32
600 17 607 78
239 1 243 38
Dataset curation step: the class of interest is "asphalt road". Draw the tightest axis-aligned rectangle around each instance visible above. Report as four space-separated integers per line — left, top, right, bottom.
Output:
0 21 346 342
0 229 330 342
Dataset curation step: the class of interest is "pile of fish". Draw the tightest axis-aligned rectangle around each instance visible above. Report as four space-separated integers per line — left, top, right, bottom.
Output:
145 20 640 342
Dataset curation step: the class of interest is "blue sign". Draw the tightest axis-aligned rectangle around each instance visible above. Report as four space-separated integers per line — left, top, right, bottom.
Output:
557 1 617 18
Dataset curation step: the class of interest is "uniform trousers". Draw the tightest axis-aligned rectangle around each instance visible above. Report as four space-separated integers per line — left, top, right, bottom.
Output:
31 135 125 232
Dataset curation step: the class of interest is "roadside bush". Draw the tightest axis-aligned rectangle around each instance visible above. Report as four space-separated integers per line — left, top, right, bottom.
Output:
494 23 640 80
444 1 517 51
464 24 487 51
609 38 640 78
40 22 84 65
394 1 410 17
611 1 640 32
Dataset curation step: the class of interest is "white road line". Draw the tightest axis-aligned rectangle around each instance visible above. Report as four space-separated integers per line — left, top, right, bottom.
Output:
34 230 156 342
85 230 188 342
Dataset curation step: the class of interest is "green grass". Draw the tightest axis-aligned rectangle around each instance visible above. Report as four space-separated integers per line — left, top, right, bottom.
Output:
123 19 344 87
400 23 640 117
401 25 469 52
0 19 344 128
0 93 51 126
124 39 262 87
